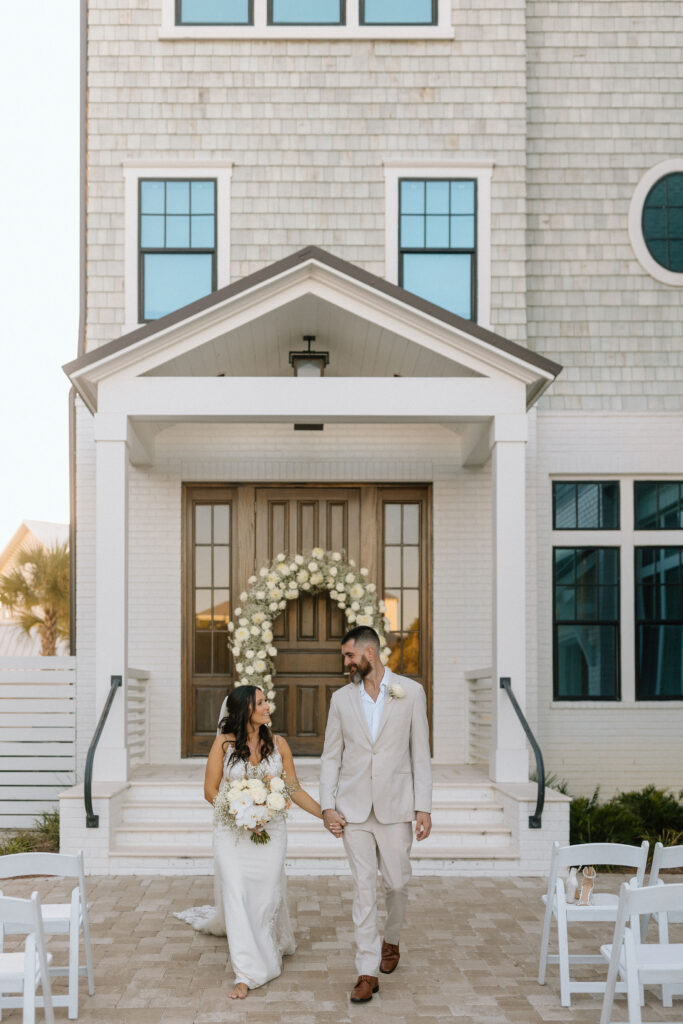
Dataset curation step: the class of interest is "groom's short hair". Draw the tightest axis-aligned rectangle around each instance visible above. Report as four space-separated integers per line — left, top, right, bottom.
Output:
342 625 380 652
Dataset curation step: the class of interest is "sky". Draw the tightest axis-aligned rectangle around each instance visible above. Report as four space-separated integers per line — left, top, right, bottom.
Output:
0 3 79 549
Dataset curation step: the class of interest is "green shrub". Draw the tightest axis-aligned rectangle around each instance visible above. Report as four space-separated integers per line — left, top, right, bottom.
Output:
569 785 683 859
0 809 60 857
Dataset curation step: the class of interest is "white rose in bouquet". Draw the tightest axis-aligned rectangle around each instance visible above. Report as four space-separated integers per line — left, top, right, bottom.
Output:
270 777 286 793
266 792 286 812
245 780 268 803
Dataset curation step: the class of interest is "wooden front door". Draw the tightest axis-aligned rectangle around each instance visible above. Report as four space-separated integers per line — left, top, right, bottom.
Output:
255 487 360 754
183 483 431 757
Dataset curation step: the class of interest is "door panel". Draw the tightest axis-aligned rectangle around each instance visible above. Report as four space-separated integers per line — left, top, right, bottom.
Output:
255 487 360 754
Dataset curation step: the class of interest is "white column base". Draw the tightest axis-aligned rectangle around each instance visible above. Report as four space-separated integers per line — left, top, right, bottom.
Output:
489 747 529 784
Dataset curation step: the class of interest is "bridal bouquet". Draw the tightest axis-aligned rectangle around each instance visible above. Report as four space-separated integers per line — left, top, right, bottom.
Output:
214 770 294 845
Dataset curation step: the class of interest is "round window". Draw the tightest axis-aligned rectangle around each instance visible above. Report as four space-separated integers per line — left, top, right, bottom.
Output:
642 172 683 273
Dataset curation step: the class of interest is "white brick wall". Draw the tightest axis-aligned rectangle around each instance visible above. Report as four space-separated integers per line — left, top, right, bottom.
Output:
532 411 683 796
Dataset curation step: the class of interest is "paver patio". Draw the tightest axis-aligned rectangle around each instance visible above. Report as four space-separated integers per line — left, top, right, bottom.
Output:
0 872 678 1023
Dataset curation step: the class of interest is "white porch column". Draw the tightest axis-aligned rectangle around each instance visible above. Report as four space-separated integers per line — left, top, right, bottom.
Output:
490 413 529 783
93 414 130 782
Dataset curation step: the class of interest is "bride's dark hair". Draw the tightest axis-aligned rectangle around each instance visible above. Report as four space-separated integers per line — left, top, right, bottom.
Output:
219 685 274 766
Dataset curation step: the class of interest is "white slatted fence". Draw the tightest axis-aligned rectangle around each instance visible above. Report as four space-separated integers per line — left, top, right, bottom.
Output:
464 667 493 764
0 656 76 828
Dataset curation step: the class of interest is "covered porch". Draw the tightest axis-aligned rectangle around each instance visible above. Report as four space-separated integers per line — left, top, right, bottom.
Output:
61 247 567 872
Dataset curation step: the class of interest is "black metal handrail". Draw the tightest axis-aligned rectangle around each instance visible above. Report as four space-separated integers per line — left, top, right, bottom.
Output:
84 675 122 828
499 676 545 829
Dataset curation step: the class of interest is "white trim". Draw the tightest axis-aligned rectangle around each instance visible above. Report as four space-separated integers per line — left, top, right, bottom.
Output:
383 161 494 330
628 158 683 287
160 0 454 40
123 163 233 332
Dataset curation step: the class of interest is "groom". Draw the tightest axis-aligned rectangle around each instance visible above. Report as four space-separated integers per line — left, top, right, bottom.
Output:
319 625 432 1003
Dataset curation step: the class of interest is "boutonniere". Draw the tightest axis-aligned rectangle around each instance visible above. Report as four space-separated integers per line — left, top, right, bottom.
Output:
387 682 405 700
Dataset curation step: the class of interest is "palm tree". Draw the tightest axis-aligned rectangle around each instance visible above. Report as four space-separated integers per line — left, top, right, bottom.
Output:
0 542 70 655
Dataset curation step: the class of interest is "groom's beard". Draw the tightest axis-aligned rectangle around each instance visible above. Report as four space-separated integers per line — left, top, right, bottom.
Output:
349 655 371 685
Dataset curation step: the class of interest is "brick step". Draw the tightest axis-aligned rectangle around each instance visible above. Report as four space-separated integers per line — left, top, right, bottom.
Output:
112 821 513 851
119 799 506 827
107 846 520 876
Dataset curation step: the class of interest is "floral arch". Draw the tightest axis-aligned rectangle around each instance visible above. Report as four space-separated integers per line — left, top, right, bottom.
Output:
227 548 391 709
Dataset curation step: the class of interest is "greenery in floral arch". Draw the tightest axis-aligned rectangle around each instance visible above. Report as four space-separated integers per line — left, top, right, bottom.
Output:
227 548 392 710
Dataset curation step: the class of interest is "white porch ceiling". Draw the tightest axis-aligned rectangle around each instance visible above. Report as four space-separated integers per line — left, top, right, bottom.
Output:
142 294 478 380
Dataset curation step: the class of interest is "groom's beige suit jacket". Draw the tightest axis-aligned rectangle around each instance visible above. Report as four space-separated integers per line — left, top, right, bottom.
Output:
318 668 432 824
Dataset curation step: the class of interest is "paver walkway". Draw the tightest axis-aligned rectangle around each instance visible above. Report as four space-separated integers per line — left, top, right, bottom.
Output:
0 873 678 1023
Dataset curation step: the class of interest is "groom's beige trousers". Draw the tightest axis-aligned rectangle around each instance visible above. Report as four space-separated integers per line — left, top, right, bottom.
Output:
342 809 413 977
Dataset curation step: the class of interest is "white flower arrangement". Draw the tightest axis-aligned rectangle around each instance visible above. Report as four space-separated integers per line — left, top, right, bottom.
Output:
214 768 295 844
227 550 391 709
387 682 406 700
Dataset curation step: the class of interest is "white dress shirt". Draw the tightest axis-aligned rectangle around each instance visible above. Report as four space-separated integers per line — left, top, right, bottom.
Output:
359 674 388 743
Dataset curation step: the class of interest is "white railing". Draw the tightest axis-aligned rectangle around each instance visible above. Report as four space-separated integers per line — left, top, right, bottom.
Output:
0 656 76 828
127 667 151 768
464 667 493 764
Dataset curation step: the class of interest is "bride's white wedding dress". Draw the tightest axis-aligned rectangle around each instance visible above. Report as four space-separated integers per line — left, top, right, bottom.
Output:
175 739 296 989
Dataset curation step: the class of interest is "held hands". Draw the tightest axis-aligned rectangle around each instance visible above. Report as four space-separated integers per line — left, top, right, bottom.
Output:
323 808 346 839
415 811 432 841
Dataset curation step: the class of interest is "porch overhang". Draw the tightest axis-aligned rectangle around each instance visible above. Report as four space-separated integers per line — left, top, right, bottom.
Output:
64 247 562 422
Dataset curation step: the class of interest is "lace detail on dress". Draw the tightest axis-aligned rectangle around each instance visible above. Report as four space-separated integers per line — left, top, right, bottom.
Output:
222 740 283 784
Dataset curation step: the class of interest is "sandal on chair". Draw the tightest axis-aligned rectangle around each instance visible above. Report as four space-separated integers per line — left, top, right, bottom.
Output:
577 865 596 906
566 866 579 903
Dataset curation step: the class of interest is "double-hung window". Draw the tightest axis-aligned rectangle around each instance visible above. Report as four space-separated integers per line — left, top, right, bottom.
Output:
399 178 476 320
552 482 621 700
634 481 683 699
139 178 217 322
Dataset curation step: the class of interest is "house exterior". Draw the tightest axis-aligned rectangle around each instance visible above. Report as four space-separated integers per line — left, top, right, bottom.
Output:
59 0 683 873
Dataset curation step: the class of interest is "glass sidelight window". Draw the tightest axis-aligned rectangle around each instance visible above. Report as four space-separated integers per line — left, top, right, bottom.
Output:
193 502 232 676
383 501 422 676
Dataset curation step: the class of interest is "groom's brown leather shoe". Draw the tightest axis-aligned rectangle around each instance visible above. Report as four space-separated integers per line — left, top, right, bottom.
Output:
350 976 379 1002
380 940 400 974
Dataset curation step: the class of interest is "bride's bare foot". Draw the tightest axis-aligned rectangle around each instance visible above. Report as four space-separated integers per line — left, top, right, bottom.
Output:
229 983 248 999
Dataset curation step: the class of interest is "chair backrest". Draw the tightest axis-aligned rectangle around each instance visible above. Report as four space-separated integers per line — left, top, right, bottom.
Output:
0 850 83 881
554 841 649 879
0 894 42 931
649 842 683 886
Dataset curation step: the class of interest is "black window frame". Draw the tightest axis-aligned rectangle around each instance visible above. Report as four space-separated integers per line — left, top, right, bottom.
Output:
553 546 621 701
634 480 683 531
634 545 683 701
552 480 621 531
398 176 477 321
176 0 254 24
138 177 218 324
359 0 436 24
267 0 346 25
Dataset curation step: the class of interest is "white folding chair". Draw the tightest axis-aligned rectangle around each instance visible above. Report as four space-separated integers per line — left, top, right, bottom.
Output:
0 892 54 1024
0 852 94 1020
648 842 683 1007
600 879 683 1024
538 840 649 1007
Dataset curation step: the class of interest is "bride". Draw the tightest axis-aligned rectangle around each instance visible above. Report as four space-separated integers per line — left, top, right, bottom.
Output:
197 684 323 999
